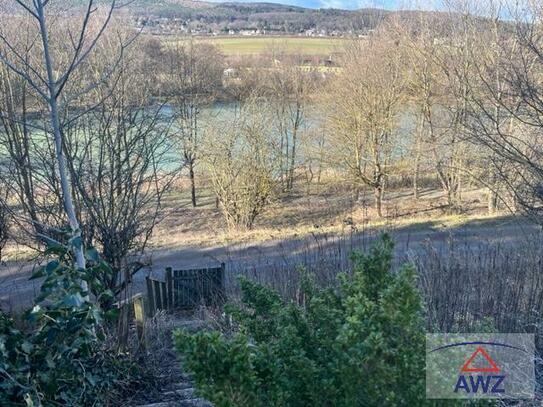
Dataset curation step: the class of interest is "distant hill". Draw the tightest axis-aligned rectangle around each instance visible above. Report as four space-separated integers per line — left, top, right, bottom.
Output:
126 0 391 35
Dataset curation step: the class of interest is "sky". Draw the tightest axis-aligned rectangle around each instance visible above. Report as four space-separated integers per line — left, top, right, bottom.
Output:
207 0 440 10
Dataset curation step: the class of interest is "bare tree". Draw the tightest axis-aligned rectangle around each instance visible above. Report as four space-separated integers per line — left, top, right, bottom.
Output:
0 1 123 287
163 39 224 207
204 97 278 230
400 13 471 210
0 60 66 241
326 35 405 217
459 2 512 214
64 42 178 296
458 0 543 219
265 54 315 191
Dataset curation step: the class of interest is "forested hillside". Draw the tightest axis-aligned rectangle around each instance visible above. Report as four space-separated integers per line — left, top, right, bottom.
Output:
127 0 391 34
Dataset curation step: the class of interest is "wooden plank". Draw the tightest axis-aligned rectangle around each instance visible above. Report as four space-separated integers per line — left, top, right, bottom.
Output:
133 294 146 351
113 292 144 308
153 279 162 310
146 277 155 316
181 274 188 308
182 272 187 308
166 267 173 309
160 280 168 310
192 269 199 307
174 269 180 308
166 264 228 310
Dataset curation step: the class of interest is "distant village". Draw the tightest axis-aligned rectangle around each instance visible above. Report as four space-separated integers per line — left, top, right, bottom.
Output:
134 16 372 38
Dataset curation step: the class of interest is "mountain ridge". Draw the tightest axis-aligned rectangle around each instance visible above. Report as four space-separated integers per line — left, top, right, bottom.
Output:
128 0 391 35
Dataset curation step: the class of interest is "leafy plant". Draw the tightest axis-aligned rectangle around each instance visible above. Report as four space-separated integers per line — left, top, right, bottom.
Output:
0 234 133 406
173 234 429 406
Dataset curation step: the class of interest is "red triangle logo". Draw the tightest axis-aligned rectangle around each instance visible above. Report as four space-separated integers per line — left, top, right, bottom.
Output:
461 346 500 373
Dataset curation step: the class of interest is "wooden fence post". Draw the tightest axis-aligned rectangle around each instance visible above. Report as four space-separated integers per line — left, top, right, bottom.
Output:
160 280 168 310
153 279 162 311
146 277 155 316
166 267 173 309
132 293 146 351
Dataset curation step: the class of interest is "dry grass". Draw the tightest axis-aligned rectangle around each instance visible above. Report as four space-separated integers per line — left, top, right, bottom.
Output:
149 178 496 250
0 176 501 262
415 235 543 333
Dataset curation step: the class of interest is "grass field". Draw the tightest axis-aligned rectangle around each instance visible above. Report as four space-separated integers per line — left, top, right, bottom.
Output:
175 36 346 56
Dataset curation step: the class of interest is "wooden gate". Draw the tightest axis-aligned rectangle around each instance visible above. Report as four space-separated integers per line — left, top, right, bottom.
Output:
146 263 225 315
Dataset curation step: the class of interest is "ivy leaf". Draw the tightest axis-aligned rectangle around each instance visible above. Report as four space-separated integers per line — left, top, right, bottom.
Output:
30 267 46 280
105 308 120 322
23 393 34 407
87 373 97 387
85 247 100 263
45 260 60 274
46 328 58 346
27 305 43 322
21 341 33 353
69 235 83 250
39 234 67 256
63 293 85 308
93 261 113 277
45 353 55 369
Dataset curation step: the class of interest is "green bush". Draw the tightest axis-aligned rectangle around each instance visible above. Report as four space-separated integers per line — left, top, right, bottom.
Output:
0 235 134 406
173 234 429 406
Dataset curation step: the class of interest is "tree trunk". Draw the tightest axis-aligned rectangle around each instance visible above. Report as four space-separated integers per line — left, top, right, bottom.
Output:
355 185 362 203
446 185 454 209
413 114 423 200
287 128 297 191
488 187 498 215
374 185 383 218
189 160 196 207
413 157 420 200
37 3 87 291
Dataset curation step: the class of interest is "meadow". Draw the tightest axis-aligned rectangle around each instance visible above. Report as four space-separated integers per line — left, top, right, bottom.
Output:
175 36 346 55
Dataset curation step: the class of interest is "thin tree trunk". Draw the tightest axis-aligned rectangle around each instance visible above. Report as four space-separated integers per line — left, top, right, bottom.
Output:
413 151 420 200
288 130 296 190
413 114 423 199
488 187 498 215
354 185 361 202
374 185 383 218
37 4 87 287
189 160 196 207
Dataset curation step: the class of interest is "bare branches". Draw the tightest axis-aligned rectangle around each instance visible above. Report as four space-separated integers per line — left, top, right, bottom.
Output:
55 0 118 97
13 0 38 20
60 44 180 294
457 0 543 221
0 1 124 283
325 34 405 217
204 98 278 230
163 38 224 207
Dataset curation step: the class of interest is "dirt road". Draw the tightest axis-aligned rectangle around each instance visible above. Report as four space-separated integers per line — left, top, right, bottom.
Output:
0 215 538 311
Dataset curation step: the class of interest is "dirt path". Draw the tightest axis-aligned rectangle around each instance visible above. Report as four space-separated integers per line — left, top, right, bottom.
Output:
0 215 538 311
